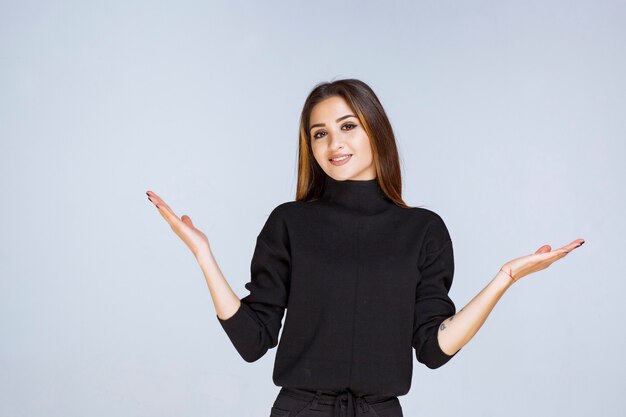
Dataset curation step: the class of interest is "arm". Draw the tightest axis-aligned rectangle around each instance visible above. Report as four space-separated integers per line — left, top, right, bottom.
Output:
436 269 513 356
201 232 290 364
146 190 290 363
197 249 242 322
146 190 245 323
411 206 584 368
437 238 585 356
211 208 291 363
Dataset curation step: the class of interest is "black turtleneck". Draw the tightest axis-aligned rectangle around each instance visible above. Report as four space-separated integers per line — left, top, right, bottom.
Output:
217 174 460 397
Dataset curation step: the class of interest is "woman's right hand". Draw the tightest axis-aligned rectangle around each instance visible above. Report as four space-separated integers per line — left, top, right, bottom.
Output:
146 190 211 260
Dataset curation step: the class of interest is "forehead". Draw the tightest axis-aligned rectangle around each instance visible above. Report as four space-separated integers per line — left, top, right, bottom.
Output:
310 96 352 120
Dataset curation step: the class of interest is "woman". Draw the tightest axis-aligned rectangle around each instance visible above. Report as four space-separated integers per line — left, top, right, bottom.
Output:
146 79 584 417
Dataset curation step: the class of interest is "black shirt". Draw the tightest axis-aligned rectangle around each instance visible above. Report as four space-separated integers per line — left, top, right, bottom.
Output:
216 174 460 397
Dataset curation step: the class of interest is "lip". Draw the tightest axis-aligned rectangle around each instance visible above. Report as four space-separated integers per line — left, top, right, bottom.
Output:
329 154 352 166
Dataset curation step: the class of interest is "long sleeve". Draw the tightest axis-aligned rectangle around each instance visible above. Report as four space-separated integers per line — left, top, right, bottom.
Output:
216 205 291 363
412 212 460 369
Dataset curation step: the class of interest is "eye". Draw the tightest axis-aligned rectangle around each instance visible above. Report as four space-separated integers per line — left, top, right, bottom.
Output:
312 130 325 140
312 123 358 140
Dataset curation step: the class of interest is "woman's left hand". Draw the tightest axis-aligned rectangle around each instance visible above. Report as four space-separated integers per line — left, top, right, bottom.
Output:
500 238 585 283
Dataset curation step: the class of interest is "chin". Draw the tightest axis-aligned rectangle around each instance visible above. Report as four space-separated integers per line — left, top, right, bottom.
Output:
329 169 354 179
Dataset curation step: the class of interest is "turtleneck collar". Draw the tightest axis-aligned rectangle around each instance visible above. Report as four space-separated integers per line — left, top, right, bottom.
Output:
319 174 393 214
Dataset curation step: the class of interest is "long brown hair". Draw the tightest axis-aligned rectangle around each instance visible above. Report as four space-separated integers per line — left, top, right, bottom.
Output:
295 78 415 209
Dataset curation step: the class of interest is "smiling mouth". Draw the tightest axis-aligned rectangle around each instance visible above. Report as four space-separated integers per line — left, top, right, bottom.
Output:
329 154 352 165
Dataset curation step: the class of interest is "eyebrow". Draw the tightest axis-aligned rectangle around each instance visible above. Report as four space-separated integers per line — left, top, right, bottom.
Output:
309 114 357 131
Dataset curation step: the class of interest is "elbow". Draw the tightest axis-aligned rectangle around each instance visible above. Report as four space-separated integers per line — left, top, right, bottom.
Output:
417 350 457 369
416 351 445 369
236 335 276 363
238 343 272 363
217 303 281 363
415 336 460 369
424 358 449 370
240 350 266 363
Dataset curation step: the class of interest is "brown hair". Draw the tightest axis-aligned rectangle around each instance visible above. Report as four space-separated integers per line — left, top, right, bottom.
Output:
295 78 415 209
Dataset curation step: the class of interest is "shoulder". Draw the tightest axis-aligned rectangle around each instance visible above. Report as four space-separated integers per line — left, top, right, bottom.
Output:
409 207 449 231
261 200 303 222
257 201 303 243
409 207 453 254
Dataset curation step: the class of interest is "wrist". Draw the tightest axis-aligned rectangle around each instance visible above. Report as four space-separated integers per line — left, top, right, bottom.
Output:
196 248 214 267
496 267 516 289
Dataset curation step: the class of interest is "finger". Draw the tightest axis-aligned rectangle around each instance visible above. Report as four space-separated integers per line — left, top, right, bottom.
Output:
146 191 167 206
147 192 182 225
536 249 569 267
148 194 176 216
552 248 574 261
147 193 162 207
148 196 171 217
560 239 586 253
146 191 164 203
535 244 552 254
532 248 568 263
155 203 180 224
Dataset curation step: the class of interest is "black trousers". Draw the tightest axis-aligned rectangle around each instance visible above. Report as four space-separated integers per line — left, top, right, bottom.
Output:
270 387 404 417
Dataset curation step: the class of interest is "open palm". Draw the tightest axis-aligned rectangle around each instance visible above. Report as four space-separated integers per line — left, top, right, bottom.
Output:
502 238 585 283
146 190 210 259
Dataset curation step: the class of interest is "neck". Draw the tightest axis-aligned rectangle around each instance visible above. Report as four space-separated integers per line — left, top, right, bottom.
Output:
320 174 392 214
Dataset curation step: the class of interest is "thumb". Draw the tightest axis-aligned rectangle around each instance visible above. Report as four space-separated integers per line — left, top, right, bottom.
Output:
181 215 193 227
535 244 551 254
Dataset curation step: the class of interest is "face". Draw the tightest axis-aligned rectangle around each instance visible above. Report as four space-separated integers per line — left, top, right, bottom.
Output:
309 96 376 181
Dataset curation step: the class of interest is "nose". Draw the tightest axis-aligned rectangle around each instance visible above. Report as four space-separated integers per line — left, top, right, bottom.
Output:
327 129 346 150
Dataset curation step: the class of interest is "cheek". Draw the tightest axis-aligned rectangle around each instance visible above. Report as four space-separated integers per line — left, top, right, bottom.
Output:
360 151 374 167
356 136 373 159
311 144 326 163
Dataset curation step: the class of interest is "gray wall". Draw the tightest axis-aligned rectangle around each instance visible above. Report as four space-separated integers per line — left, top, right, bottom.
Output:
1 1 623 416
